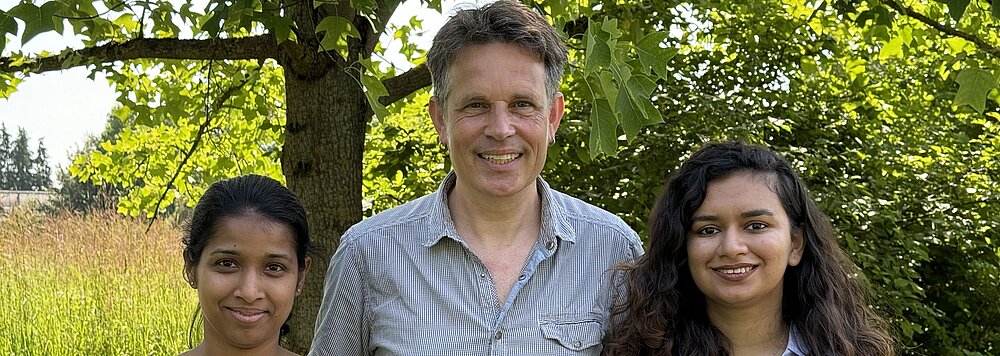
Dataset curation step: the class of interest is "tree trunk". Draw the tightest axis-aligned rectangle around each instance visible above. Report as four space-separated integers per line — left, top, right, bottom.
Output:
281 64 366 353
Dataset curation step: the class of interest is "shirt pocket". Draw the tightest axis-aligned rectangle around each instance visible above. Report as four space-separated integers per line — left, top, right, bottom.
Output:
539 315 604 352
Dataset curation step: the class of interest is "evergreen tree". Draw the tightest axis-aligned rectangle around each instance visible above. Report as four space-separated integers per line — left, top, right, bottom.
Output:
0 124 11 188
0 126 52 191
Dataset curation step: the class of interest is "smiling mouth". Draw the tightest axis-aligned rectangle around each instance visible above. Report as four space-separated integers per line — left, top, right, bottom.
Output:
226 307 268 324
480 153 520 164
715 266 756 274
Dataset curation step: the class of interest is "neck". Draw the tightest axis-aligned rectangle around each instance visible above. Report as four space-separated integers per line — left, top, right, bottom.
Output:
706 299 788 356
448 180 542 246
189 336 287 356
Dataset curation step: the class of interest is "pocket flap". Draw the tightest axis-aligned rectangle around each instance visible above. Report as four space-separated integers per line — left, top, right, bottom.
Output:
539 318 603 351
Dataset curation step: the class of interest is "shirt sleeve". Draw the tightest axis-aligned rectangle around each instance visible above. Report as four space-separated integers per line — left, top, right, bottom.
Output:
308 235 370 356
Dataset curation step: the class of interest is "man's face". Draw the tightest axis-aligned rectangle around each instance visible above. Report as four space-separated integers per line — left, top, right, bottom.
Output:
429 42 563 200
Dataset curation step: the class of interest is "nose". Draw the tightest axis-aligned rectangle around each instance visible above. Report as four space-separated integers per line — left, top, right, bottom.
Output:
717 228 748 258
484 103 516 140
234 272 265 302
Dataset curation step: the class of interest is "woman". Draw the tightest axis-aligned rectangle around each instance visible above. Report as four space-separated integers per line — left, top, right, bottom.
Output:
606 142 894 355
181 174 312 356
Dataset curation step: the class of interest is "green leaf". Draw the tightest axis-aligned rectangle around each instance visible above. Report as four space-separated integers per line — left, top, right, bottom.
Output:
878 36 904 59
315 16 360 55
636 31 677 80
588 99 617 158
953 68 998 113
9 3 57 45
0 10 18 53
361 74 390 120
947 0 971 21
584 20 612 74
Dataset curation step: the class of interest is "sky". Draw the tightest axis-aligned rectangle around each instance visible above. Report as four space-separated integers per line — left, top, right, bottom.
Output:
0 0 472 177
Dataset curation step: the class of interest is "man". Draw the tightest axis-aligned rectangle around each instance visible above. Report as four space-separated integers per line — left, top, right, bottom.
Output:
309 1 642 354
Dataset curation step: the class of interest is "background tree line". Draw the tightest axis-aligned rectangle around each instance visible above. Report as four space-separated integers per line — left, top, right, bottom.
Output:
3 0 999 354
0 124 50 191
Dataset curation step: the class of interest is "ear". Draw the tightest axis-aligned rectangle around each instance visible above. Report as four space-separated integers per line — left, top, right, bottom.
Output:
182 252 197 288
296 256 312 296
547 93 564 143
429 96 448 146
788 227 805 267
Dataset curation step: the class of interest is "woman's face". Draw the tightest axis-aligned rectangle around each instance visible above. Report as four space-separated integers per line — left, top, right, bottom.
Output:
191 214 310 351
685 171 803 314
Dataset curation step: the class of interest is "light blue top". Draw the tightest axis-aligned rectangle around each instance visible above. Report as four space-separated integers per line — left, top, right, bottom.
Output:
783 326 807 356
309 172 644 356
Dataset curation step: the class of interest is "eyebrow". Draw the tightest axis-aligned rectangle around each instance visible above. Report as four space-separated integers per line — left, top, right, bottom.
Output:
741 209 775 218
691 209 775 222
207 249 292 261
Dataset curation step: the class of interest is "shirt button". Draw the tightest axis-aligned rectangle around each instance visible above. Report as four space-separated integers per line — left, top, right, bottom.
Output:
573 340 582 348
480 273 486 278
517 274 525 281
545 241 555 250
494 330 502 340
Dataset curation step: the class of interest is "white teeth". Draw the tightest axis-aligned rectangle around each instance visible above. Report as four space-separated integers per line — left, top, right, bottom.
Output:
482 153 518 164
718 266 753 274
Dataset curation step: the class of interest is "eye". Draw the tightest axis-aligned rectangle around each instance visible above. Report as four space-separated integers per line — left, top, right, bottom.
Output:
513 101 533 108
215 259 238 270
746 222 768 231
696 226 721 236
265 263 287 274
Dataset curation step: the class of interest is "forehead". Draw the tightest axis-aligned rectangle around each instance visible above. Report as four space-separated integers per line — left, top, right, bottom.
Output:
445 43 547 100
698 171 783 211
204 214 298 256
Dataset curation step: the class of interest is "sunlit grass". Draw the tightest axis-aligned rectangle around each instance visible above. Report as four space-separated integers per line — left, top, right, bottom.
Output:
0 207 198 355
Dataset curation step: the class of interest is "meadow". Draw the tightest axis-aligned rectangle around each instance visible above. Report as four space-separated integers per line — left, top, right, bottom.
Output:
0 207 198 355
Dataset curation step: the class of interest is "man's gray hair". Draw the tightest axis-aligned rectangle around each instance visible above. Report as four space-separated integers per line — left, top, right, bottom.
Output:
426 0 568 105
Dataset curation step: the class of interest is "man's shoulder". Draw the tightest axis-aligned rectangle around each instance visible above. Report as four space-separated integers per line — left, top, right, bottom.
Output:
341 192 438 244
549 189 639 241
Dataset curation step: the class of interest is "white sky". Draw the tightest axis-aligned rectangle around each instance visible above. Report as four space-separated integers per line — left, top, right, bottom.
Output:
0 0 476 175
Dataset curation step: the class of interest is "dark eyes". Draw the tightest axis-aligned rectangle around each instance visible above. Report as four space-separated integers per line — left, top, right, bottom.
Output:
212 259 287 274
697 226 721 235
217 259 238 269
747 222 768 230
694 222 769 236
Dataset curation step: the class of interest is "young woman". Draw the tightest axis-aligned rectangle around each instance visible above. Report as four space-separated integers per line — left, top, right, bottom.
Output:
181 174 311 356
606 142 894 355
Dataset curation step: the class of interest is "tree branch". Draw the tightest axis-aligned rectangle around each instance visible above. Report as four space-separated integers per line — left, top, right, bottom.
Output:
882 0 1000 56
380 63 430 106
145 65 259 232
1 35 279 74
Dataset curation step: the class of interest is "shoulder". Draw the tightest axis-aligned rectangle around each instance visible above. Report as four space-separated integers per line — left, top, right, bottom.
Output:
549 189 642 246
339 192 438 247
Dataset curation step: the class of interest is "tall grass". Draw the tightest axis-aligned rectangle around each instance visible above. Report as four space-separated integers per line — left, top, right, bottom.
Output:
0 207 197 355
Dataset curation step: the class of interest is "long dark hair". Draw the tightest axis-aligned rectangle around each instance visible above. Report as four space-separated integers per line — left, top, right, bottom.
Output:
606 141 894 355
182 174 311 346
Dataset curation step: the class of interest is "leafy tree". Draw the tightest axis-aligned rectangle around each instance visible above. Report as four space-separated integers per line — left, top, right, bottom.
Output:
0 0 670 350
545 1 999 354
52 115 126 213
0 124 51 191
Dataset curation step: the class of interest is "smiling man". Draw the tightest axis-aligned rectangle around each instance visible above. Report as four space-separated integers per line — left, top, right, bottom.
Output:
309 1 642 355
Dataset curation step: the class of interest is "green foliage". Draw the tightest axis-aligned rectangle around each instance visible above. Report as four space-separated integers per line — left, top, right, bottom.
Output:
362 91 446 215
549 1 1000 354
0 124 51 191
51 115 126 213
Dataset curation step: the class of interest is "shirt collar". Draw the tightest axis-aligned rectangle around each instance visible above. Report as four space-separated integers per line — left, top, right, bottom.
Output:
424 171 576 247
783 325 807 356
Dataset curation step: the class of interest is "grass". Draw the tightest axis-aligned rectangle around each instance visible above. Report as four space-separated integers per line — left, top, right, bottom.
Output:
0 207 198 355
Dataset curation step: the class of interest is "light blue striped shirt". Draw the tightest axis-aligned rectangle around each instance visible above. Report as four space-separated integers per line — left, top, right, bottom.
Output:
310 173 643 355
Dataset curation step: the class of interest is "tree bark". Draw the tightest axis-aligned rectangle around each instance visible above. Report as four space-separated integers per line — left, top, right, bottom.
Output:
281 62 367 353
